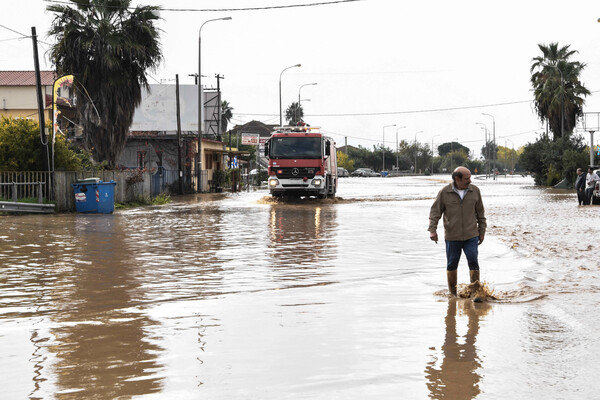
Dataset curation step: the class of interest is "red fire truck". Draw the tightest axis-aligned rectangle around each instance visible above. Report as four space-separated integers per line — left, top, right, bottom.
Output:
264 126 338 198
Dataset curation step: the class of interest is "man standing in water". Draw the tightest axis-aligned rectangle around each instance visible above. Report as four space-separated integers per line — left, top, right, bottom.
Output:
575 168 586 205
585 167 599 205
428 166 487 296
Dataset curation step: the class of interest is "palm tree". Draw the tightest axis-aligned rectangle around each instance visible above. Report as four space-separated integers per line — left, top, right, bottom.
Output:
47 0 162 167
285 102 304 125
221 100 233 133
530 43 590 141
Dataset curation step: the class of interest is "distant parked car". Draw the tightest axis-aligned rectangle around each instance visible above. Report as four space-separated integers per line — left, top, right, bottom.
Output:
351 168 381 177
337 167 349 177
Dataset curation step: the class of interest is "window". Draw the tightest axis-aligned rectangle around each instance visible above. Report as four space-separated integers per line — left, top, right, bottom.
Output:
270 137 321 159
137 151 146 169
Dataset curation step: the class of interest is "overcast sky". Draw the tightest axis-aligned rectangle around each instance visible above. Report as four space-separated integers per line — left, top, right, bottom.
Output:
2 0 600 157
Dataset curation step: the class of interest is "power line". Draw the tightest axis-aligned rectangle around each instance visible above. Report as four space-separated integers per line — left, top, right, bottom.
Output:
235 99 533 118
0 24 28 38
312 99 534 117
236 90 600 118
42 0 362 12
0 24 52 46
0 37 26 43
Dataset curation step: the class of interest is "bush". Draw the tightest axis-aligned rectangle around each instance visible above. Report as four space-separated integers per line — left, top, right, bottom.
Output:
519 134 587 186
0 117 91 171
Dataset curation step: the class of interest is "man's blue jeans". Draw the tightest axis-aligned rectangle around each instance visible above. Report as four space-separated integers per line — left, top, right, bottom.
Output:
445 237 479 271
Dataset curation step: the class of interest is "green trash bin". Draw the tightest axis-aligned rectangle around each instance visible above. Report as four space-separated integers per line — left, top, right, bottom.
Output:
72 178 116 213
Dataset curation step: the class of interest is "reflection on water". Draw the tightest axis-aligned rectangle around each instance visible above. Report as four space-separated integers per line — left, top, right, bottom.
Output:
425 299 491 399
48 216 164 398
267 204 337 285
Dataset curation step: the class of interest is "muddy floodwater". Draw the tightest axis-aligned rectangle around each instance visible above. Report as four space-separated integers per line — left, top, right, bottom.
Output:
2 175 599 399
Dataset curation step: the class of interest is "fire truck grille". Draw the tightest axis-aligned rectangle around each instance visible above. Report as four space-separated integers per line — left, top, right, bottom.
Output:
275 167 317 179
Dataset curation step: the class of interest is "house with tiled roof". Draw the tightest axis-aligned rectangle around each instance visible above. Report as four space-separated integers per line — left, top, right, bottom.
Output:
0 70 57 122
229 120 277 139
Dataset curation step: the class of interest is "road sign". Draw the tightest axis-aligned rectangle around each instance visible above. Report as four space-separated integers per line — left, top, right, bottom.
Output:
241 133 259 145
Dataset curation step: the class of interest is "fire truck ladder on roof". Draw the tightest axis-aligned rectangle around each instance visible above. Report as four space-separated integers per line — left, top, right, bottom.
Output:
275 126 321 133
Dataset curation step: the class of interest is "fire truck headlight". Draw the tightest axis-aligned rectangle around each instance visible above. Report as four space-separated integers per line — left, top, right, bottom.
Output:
268 178 279 187
311 178 322 186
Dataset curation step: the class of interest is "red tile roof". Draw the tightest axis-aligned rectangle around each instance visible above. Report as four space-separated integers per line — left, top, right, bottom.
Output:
0 70 58 86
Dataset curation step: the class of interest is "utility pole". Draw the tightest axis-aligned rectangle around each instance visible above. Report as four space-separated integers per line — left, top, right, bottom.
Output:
590 131 596 167
31 27 49 174
216 74 223 141
482 113 496 180
176 74 183 195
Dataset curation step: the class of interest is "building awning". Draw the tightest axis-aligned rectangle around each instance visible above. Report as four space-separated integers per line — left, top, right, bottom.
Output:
207 148 251 156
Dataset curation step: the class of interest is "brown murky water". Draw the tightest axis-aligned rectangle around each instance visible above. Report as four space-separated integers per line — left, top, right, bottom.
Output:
2 176 599 399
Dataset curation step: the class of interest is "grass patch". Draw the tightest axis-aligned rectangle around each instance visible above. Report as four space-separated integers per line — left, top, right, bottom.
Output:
0 196 54 204
115 192 171 209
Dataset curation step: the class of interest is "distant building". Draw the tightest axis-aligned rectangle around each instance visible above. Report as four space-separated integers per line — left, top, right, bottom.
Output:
0 70 78 136
120 84 238 192
229 120 277 139
0 70 56 122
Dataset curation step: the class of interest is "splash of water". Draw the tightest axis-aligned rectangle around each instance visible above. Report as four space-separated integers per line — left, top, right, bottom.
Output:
458 281 498 301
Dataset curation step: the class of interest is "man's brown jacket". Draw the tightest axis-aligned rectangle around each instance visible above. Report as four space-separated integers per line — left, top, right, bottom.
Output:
428 183 486 241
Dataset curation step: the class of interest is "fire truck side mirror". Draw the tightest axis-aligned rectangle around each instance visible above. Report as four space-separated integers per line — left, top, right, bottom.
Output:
264 141 269 157
325 141 331 157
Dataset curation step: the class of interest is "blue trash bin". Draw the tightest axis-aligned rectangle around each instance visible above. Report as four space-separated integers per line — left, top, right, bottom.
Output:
72 179 116 213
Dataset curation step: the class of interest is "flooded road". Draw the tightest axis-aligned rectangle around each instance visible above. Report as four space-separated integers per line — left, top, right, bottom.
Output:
2 176 599 399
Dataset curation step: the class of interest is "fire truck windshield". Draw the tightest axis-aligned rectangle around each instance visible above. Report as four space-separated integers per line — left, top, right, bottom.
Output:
269 137 322 159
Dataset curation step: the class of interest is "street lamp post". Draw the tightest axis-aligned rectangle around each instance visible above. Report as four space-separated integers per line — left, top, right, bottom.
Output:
476 122 489 178
198 16 232 192
482 113 496 180
279 64 301 127
382 124 396 172
298 83 317 123
395 126 406 170
431 134 440 174
414 130 423 174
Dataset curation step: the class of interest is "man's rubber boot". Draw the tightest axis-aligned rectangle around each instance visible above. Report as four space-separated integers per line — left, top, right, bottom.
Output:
447 270 458 297
470 270 483 302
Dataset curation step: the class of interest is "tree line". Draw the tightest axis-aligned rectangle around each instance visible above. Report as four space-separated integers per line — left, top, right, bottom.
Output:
335 140 521 176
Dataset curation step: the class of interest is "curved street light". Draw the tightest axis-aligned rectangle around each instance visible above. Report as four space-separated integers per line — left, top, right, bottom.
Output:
297 82 317 123
198 16 232 191
476 122 489 178
279 64 301 126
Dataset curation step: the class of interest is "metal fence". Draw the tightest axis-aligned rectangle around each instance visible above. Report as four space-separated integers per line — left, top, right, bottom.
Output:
1 168 240 212
0 171 52 203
